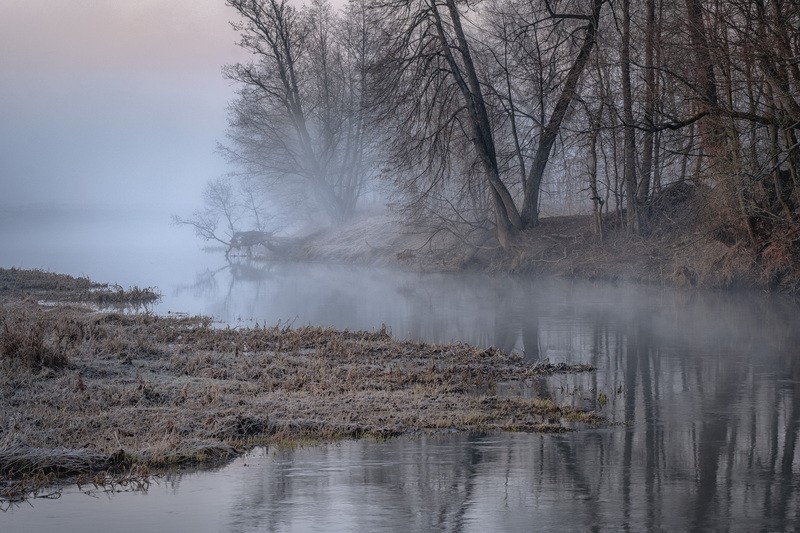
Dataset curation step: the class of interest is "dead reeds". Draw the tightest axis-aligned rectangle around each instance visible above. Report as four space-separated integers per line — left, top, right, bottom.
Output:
0 267 159 307
0 305 71 369
0 267 601 502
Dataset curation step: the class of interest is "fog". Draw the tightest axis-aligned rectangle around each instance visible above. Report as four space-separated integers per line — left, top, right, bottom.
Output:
4 231 800 530
1 3 799 531
0 0 246 214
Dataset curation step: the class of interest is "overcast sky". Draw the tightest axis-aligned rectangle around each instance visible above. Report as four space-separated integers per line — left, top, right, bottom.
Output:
0 0 247 212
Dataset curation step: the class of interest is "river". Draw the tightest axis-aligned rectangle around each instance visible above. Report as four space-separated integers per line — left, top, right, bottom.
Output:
1 206 799 531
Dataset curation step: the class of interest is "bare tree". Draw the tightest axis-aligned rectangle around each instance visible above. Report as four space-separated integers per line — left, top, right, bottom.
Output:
637 0 659 205
173 172 283 249
222 0 378 226
373 0 605 247
517 0 606 227
620 0 640 232
373 0 524 248
172 177 241 245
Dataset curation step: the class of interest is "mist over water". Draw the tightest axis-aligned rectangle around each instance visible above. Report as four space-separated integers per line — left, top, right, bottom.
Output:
2 0 797 527
2 207 799 531
0 204 204 278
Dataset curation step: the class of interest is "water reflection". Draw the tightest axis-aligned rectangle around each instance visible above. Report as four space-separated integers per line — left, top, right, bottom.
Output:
6 266 797 531
197 268 797 531
531 294 800 531
222 436 516 532
163 259 800 530
2 209 799 530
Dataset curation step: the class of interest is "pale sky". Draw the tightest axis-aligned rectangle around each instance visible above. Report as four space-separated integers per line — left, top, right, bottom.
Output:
0 0 247 211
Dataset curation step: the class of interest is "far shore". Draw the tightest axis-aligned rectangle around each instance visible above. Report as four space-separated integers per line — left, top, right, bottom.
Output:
0 267 601 502
255 197 800 294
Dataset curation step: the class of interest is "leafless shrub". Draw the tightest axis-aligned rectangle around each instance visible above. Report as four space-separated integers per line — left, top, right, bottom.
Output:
0 307 69 369
93 285 160 307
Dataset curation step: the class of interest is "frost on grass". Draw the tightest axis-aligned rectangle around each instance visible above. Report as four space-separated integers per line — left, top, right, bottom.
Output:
0 268 601 499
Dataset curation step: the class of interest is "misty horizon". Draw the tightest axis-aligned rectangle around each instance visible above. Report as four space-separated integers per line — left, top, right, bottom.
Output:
0 0 250 213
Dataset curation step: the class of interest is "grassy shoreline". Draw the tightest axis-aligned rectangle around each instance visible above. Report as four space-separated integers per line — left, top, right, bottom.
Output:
0 267 601 501
276 199 800 293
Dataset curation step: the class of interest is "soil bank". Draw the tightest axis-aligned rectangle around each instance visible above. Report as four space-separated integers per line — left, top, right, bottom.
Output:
283 185 800 293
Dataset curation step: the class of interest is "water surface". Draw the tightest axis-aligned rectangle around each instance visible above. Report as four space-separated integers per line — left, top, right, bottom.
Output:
1 207 798 531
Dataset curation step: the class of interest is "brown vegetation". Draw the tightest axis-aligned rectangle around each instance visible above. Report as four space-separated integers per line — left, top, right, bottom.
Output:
286 183 800 293
495 183 800 292
0 269 600 501
0 267 159 307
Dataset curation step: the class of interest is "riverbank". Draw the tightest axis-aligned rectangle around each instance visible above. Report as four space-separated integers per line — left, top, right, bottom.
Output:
285 186 800 293
0 268 600 501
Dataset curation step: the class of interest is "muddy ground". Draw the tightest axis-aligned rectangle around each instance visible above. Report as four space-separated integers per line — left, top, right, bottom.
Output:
0 268 600 501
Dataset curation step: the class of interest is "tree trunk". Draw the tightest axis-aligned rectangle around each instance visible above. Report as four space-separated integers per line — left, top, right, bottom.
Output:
621 0 639 232
429 0 523 247
589 114 604 240
520 0 605 228
638 0 658 206
684 0 723 154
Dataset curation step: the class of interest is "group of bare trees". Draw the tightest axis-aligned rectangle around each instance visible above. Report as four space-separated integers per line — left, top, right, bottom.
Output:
369 0 605 247
209 0 799 253
221 0 380 226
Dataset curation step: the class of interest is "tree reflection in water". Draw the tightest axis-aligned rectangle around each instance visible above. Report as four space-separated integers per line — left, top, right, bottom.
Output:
170 263 800 530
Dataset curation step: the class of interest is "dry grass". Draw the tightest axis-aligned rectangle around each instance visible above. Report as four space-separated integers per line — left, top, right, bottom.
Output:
0 305 71 369
0 268 98 294
290 185 800 293
0 267 159 307
0 269 600 501
484 185 798 292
